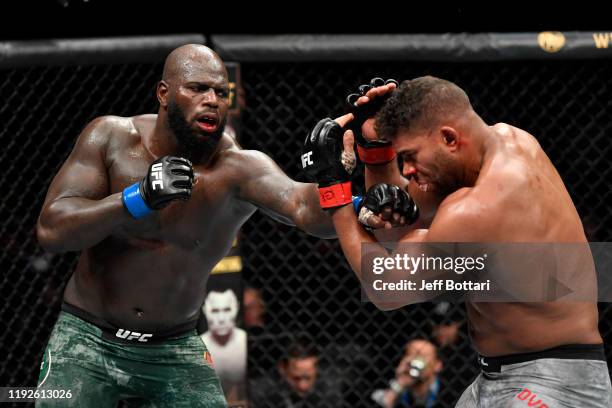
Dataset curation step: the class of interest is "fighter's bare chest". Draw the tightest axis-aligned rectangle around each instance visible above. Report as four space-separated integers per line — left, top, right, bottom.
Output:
106 153 244 245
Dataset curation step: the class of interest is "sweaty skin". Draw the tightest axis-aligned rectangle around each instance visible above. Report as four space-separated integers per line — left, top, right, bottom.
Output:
334 85 601 357
36 45 334 332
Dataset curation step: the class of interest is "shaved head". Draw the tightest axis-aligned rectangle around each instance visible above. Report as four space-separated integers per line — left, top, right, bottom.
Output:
156 44 230 162
162 44 227 84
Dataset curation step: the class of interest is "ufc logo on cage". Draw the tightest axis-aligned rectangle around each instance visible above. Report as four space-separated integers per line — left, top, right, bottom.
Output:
151 163 164 190
115 329 153 342
301 151 313 168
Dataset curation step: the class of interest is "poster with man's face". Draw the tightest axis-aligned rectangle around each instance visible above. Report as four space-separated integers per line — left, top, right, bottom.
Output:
200 236 247 406
204 289 240 336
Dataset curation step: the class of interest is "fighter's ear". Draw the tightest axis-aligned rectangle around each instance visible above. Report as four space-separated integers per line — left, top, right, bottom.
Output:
440 126 459 151
157 80 169 108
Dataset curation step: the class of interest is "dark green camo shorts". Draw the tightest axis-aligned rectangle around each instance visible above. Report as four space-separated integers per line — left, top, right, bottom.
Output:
36 311 227 407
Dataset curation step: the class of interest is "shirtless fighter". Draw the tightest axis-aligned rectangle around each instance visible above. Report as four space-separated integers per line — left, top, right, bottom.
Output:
34 44 392 407
303 77 612 407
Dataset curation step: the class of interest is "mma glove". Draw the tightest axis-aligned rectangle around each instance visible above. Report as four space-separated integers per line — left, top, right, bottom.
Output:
355 183 419 232
346 77 399 165
301 118 356 209
122 156 194 219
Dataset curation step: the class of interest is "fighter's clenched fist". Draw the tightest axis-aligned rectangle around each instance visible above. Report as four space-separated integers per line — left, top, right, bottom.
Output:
301 118 356 209
122 156 194 218
356 183 419 231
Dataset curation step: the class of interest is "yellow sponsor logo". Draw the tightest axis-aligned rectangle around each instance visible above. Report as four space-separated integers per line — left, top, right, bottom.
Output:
593 33 612 48
537 31 566 53
211 256 242 274
228 82 236 108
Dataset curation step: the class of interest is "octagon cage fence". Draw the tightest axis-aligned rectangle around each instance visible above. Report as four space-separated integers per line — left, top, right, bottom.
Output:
0 32 610 407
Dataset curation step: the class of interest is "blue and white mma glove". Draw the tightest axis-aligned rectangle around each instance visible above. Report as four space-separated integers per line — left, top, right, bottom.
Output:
122 156 194 219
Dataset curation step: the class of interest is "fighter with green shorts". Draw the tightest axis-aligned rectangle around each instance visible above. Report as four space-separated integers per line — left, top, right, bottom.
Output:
35 43 341 407
37 306 224 407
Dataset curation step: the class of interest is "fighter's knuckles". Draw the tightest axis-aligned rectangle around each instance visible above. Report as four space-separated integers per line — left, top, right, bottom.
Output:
356 95 369 106
343 129 355 149
370 77 385 87
358 84 372 95
380 206 393 220
385 78 399 87
334 113 354 128
346 93 360 107
367 215 386 229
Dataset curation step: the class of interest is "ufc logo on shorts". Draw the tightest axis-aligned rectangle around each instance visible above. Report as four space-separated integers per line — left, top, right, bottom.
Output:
115 328 153 342
151 163 164 190
301 151 313 168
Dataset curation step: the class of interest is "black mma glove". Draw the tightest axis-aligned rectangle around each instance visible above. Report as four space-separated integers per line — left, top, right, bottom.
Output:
301 118 356 209
122 156 194 218
346 77 399 165
356 183 419 232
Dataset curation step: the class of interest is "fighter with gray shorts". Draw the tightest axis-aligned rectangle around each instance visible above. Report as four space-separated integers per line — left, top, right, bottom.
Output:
456 344 612 408
319 78 612 408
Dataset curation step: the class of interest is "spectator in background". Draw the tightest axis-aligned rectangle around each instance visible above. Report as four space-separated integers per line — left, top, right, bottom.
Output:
372 339 453 408
250 338 339 407
279 342 319 401
201 289 247 402
427 301 478 404
429 301 463 348
243 285 265 334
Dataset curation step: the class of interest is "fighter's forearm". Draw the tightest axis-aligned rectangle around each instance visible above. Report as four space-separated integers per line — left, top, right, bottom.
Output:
36 193 131 253
332 205 406 310
294 183 336 239
332 205 435 310
331 205 376 273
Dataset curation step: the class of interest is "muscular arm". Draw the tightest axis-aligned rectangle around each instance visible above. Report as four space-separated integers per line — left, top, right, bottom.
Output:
36 116 133 252
332 189 479 310
237 150 336 239
331 204 427 310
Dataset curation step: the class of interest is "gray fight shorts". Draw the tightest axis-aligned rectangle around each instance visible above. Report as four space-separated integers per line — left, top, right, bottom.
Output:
455 344 612 408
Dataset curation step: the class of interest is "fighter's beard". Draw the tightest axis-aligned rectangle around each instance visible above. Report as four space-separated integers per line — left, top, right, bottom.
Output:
429 151 464 197
167 100 227 163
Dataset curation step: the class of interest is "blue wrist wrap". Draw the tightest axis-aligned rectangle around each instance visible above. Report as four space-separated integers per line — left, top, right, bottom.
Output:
122 182 152 219
352 195 364 214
